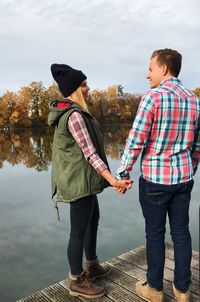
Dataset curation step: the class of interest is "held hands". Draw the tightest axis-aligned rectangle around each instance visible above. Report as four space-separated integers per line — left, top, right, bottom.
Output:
100 169 133 194
113 179 133 194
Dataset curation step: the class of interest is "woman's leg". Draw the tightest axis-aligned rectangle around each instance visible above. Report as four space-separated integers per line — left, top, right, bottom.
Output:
83 195 111 280
84 195 100 261
67 195 95 275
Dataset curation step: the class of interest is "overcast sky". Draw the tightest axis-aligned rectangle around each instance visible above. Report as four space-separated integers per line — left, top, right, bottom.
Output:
0 0 199 95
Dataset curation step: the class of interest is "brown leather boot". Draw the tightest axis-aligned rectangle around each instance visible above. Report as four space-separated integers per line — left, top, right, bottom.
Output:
85 259 111 280
69 271 105 298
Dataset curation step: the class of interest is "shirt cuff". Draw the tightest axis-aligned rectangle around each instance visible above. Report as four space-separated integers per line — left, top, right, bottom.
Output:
116 167 130 179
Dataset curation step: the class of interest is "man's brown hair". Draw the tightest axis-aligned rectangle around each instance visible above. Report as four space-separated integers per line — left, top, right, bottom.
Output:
151 48 182 77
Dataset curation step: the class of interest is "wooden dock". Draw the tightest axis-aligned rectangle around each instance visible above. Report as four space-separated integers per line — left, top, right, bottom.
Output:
17 242 199 302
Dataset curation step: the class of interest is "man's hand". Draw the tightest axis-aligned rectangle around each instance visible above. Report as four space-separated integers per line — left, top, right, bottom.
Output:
113 179 133 194
100 169 133 191
113 179 133 189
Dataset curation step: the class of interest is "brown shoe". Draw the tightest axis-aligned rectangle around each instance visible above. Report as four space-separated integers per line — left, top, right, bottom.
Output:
135 281 164 302
86 259 111 280
69 271 105 298
173 284 190 302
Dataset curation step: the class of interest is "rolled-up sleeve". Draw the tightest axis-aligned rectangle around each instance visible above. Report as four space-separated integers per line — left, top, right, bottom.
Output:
68 111 107 174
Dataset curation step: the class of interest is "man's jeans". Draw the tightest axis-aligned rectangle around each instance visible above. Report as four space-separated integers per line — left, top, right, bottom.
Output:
139 176 194 292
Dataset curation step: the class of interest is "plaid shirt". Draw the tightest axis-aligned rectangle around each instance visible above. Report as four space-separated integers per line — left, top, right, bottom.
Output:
68 111 107 174
116 77 200 184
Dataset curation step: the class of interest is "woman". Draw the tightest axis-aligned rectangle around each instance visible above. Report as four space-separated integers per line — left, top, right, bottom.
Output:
48 64 132 299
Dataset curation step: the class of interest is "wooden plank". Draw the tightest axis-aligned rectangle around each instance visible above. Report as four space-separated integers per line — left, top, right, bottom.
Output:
17 244 199 302
107 256 182 298
118 250 199 284
61 268 156 302
129 243 199 281
106 255 199 301
130 243 199 270
103 278 145 302
105 263 175 302
61 276 143 302
60 279 113 302
41 283 82 302
16 291 51 302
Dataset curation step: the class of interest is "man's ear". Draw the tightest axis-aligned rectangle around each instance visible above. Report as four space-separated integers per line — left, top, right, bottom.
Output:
161 64 168 76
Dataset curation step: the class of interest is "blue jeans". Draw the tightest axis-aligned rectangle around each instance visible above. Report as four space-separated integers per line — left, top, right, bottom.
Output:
139 176 194 292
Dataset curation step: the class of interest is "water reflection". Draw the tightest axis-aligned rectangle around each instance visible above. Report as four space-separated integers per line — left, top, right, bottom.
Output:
0 128 53 171
0 124 131 170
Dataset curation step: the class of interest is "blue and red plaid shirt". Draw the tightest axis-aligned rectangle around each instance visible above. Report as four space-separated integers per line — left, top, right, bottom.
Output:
116 77 200 184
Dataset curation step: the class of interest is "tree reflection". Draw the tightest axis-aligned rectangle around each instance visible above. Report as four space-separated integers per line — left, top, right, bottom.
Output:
101 124 130 159
0 128 54 171
0 123 132 171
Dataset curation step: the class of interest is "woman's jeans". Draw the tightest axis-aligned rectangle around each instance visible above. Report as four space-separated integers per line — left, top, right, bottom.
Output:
139 176 194 292
67 194 99 275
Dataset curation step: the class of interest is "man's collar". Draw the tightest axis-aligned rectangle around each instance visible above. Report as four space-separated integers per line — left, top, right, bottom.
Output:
160 77 181 87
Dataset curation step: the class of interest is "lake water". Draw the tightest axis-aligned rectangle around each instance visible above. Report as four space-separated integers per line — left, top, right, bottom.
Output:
0 126 199 302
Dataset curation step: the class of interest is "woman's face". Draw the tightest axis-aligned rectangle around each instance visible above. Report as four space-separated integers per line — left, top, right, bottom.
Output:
80 80 90 99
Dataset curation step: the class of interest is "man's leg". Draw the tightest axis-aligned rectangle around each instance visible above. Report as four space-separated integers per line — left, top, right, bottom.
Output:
139 176 171 290
168 180 194 292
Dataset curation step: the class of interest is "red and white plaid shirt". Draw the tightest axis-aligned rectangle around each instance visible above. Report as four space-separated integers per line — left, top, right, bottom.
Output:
116 78 200 184
68 111 107 174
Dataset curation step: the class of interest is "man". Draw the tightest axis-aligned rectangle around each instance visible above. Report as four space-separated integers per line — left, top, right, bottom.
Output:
116 48 200 302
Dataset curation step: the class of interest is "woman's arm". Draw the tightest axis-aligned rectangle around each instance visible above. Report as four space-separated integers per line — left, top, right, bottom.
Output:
68 111 132 190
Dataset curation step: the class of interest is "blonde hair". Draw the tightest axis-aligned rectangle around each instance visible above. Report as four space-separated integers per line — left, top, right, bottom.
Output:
69 87 89 113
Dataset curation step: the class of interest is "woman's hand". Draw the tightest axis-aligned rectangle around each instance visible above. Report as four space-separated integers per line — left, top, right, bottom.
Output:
100 169 133 191
112 179 133 190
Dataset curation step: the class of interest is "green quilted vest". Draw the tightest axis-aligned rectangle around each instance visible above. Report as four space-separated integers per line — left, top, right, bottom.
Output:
49 104 110 203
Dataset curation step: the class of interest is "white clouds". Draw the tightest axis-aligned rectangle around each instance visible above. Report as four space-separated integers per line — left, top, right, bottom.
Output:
0 0 199 94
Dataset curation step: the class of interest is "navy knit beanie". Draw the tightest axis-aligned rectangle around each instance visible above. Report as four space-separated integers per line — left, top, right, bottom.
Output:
51 64 87 97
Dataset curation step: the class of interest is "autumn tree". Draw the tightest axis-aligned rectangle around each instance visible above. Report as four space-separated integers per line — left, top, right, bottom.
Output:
193 87 200 98
28 81 48 123
0 91 20 128
0 96 10 128
13 87 32 127
47 81 63 101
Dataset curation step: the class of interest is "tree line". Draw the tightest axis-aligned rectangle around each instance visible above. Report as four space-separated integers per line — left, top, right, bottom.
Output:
0 82 199 129
0 82 141 129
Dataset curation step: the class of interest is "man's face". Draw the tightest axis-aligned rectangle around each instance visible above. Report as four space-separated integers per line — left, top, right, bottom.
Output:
147 56 165 89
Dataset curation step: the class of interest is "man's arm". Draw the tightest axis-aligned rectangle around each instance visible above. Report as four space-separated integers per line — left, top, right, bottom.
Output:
116 94 154 179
